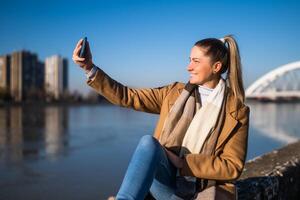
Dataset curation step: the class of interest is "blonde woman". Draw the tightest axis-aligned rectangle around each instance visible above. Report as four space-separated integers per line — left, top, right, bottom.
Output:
72 35 250 200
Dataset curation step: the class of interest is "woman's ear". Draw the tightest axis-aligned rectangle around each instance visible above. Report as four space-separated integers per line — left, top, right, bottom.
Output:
212 61 222 74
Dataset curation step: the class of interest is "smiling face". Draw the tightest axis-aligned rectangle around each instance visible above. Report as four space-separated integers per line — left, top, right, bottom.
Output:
187 46 221 88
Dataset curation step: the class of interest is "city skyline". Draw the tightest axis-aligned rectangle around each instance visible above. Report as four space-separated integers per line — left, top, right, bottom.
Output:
0 50 68 101
1 0 300 95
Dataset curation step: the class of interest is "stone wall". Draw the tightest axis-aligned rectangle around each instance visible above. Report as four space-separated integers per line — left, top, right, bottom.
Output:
236 140 300 199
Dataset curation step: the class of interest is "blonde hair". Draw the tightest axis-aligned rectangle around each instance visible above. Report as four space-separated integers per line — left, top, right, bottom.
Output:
223 35 245 104
194 35 245 104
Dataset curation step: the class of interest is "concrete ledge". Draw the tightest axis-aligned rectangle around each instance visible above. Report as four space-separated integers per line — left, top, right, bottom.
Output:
236 140 300 199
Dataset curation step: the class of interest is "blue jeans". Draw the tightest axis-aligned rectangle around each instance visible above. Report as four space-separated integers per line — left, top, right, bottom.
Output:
116 135 177 200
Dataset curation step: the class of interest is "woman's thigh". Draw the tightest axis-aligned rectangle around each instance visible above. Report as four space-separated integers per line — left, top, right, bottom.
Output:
150 147 177 200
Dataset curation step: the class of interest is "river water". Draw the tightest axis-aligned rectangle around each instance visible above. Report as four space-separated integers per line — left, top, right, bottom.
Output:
0 102 299 199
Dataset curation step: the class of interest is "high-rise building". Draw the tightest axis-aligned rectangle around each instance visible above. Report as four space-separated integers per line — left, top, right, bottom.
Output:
10 51 44 101
62 58 68 92
0 55 11 93
36 61 45 91
45 55 68 100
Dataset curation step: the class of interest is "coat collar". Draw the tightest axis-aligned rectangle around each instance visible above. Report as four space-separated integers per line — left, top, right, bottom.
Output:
177 85 239 114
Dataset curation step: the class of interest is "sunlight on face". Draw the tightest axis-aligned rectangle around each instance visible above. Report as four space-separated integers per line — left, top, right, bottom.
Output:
187 46 214 86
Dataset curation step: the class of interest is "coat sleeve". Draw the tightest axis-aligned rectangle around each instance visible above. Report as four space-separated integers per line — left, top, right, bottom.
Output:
180 106 250 181
86 67 176 114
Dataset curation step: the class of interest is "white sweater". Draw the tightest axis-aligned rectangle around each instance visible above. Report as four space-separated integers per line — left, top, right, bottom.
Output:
198 84 213 105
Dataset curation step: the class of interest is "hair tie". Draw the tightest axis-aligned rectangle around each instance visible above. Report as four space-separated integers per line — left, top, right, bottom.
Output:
219 38 225 43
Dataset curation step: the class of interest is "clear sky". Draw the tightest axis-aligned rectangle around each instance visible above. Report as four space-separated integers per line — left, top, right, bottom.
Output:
1 0 300 95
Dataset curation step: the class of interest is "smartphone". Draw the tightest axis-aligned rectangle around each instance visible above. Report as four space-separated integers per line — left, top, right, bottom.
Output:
79 37 88 58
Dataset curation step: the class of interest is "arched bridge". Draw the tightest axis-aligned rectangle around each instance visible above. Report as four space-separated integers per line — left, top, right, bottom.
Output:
246 61 300 100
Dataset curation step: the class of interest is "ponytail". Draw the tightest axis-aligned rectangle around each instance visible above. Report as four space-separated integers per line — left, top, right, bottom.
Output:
223 35 245 104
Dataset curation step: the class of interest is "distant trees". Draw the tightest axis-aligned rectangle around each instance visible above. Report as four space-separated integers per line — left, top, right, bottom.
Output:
0 86 109 104
0 87 11 101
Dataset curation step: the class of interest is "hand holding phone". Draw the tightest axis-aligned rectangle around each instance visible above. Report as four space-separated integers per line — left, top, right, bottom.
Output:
79 37 88 58
73 37 93 71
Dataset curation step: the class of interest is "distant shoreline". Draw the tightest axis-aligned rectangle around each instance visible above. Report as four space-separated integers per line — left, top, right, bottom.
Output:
2 98 300 108
0 100 112 107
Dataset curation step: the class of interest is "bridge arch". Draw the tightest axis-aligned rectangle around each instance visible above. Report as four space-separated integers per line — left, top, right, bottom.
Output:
246 61 300 99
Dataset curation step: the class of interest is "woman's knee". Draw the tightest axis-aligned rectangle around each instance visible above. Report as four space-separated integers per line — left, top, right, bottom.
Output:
138 135 161 150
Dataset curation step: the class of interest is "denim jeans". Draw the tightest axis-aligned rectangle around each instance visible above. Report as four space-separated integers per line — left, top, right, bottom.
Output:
116 135 177 200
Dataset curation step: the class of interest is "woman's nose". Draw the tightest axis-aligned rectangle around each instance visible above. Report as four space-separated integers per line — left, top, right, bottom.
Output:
187 63 193 71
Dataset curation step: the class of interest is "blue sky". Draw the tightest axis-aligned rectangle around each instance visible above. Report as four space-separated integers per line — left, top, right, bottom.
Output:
1 0 300 95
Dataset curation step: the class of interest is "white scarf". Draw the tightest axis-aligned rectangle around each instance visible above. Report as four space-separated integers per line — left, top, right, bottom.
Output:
180 78 226 156
171 78 226 200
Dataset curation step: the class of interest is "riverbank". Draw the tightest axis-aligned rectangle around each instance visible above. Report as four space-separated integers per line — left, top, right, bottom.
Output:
236 140 300 199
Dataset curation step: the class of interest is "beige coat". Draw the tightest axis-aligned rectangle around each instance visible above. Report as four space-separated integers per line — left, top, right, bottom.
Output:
87 68 250 199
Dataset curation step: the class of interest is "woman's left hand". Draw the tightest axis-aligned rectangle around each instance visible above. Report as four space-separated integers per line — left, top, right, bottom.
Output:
164 148 184 169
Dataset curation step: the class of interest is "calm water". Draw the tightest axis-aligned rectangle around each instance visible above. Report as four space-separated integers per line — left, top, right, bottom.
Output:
0 102 299 200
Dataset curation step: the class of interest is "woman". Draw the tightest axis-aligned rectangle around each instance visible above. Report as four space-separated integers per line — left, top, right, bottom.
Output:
72 35 250 200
